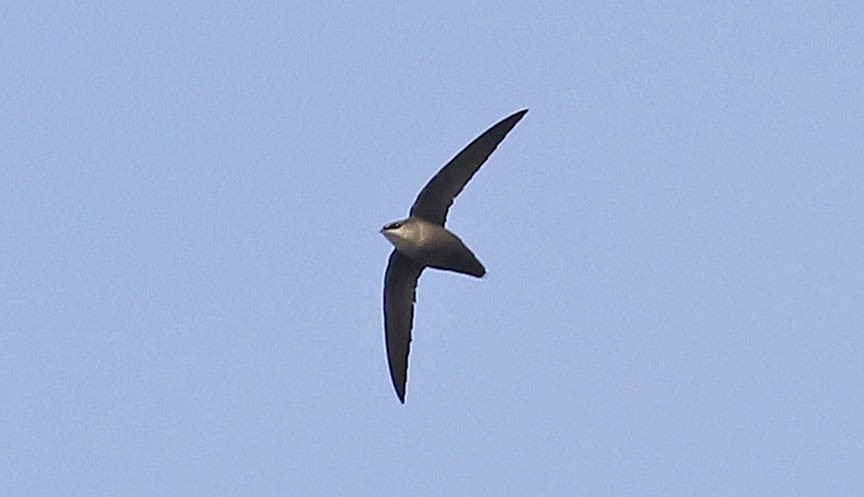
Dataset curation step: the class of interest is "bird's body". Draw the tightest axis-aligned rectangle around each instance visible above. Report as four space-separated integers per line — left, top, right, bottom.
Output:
380 109 527 403
381 217 485 277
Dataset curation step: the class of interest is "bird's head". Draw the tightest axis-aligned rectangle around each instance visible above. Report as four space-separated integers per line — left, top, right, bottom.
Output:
380 218 415 251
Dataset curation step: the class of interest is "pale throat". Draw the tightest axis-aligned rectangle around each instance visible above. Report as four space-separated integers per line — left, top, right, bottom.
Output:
384 225 424 254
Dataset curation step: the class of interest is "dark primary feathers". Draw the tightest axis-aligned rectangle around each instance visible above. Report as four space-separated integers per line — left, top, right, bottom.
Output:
409 109 528 226
383 251 424 403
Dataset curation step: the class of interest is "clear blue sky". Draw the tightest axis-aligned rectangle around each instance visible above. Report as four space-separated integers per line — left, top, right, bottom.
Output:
3 2 862 496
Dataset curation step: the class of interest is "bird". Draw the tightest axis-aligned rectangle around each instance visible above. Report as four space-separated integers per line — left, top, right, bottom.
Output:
380 109 528 403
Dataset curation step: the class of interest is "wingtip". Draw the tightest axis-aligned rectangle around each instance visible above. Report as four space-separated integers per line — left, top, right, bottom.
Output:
392 375 407 403
504 108 528 125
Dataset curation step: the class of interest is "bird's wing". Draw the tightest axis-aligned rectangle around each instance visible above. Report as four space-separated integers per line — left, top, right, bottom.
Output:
383 250 425 403
409 109 528 226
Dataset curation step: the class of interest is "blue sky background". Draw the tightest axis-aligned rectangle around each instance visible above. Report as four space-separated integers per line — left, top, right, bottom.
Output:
3 2 862 496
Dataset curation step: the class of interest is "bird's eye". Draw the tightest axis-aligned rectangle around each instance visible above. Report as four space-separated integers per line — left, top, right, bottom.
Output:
385 222 402 230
